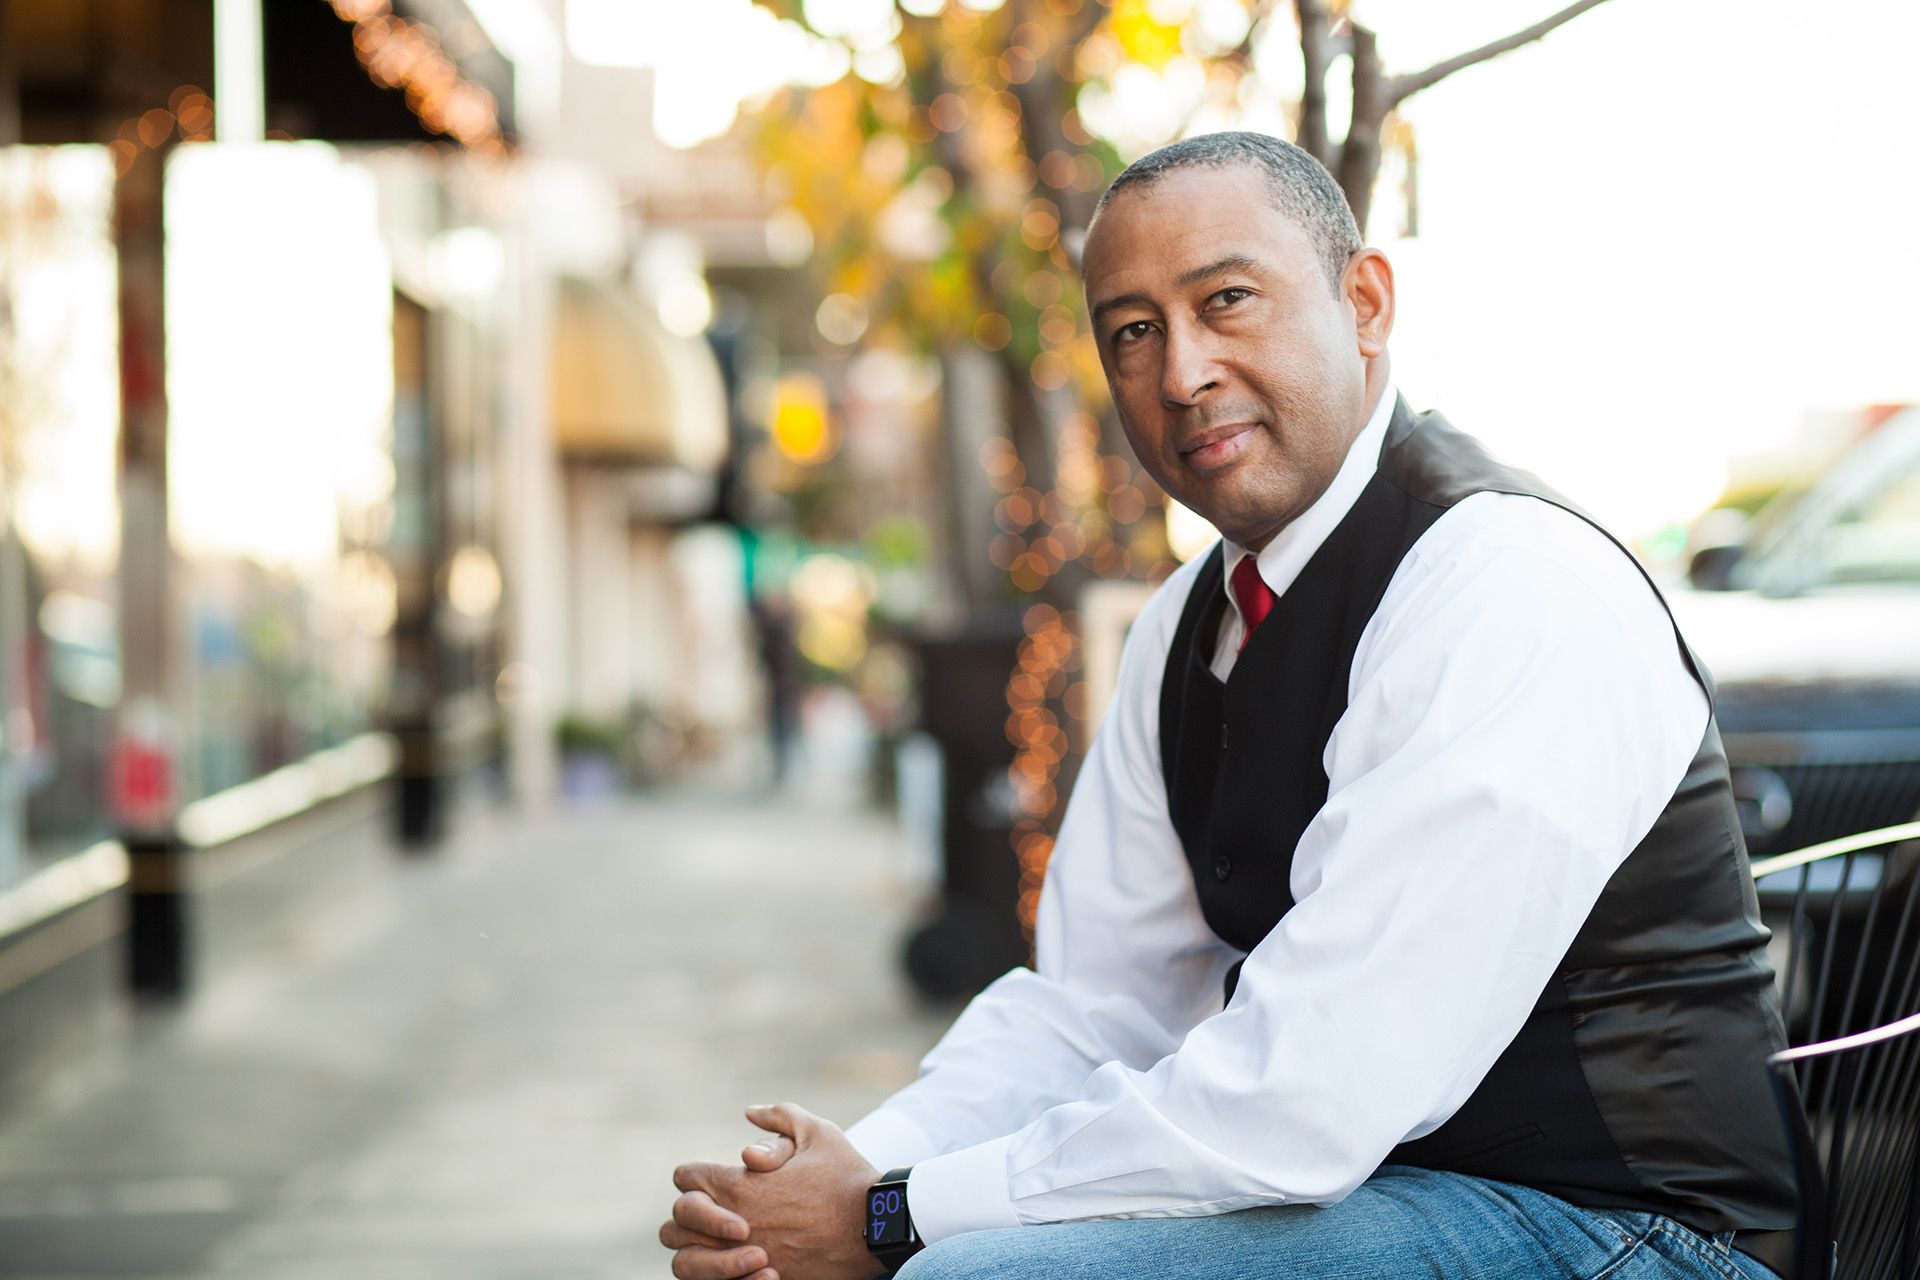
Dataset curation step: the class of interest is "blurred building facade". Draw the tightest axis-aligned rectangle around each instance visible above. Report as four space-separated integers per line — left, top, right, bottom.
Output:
0 0 742 990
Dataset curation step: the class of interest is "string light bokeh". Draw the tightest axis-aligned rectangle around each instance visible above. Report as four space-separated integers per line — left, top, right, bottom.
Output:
106 86 216 177
327 0 508 156
1005 602 1082 940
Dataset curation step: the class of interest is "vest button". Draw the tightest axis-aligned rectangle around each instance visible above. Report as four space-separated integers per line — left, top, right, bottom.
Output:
1219 724 1229 750
1213 855 1233 881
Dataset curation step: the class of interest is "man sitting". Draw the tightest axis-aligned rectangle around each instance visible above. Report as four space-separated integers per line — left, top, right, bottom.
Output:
660 132 1798 1280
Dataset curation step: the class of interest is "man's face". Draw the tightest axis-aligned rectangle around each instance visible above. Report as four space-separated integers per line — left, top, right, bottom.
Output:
1082 164 1389 551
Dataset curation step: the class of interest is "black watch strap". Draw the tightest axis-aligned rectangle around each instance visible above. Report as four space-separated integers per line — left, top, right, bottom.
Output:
863 1166 924 1275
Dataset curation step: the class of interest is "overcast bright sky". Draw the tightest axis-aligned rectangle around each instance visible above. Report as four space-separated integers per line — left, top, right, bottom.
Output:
1369 0 1920 534
571 0 1920 536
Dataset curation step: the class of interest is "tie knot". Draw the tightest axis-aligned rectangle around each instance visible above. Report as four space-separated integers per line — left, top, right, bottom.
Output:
1230 556 1275 648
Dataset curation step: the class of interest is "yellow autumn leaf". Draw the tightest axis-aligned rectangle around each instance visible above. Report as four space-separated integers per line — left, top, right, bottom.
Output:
1109 0 1183 70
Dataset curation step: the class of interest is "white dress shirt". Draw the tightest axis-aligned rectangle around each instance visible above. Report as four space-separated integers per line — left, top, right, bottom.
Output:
845 382 1711 1243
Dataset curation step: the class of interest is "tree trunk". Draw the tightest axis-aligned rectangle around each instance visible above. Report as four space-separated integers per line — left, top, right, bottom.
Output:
1293 0 1332 169
1336 23 1388 234
936 345 1011 617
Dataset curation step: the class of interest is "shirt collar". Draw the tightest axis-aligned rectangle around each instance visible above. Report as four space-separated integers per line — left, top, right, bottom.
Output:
1222 375 1400 620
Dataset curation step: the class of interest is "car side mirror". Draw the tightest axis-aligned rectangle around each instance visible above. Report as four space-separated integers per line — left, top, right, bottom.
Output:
1687 543 1744 591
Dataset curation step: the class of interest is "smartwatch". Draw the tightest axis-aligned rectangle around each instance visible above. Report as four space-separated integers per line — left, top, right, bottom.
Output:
863 1166 923 1275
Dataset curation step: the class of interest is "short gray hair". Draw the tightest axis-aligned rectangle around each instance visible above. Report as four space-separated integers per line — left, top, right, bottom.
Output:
1095 132 1363 291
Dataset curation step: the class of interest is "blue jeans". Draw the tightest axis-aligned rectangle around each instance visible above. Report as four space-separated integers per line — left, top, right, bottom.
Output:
897 1166 1783 1280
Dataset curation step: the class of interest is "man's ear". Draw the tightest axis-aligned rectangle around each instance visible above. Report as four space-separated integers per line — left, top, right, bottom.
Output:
1345 248 1395 358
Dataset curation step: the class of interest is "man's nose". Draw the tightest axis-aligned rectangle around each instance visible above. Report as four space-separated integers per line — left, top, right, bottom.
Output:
1160 322 1221 407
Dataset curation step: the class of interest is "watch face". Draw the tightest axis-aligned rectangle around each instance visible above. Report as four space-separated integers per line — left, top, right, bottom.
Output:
866 1185 911 1247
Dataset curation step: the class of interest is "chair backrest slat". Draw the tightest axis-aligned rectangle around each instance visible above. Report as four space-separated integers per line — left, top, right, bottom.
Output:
1865 875 1920 1032
1848 1004 1920 1206
1803 850 1855 1049
1903 1148 1920 1280
1785 869 1815 1026
1762 822 1920 1280
1839 1029 1920 1279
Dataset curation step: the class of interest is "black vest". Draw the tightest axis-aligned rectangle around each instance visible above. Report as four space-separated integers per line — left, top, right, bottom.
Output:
1157 398 1798 1232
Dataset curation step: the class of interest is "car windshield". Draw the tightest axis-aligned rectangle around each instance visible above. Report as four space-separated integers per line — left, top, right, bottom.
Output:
1743 413 1920 595
1813 468 1920 586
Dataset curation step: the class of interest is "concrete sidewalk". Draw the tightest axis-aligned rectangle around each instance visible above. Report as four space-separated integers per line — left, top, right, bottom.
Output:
0 790 953 1279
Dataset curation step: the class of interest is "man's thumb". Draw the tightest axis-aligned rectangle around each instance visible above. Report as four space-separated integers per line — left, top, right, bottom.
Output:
744 1101 810 1144
741 1132 797 1172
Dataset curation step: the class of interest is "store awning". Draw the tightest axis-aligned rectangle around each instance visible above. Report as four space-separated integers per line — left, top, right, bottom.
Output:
266 0 516 148
5 0 514 148
550 276 729 474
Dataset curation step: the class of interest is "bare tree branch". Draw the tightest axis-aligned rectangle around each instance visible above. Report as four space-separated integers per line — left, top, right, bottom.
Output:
1387 0 1612 107
1226 0 1285 63
1171 0 1283 145
1061 0 1110 51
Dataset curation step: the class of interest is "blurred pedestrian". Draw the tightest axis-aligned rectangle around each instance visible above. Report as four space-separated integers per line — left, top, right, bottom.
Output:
747 593 799 784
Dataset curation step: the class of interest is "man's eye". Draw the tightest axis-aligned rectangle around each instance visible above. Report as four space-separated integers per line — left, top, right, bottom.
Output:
1210 287 1252 308
1113 321 1155 345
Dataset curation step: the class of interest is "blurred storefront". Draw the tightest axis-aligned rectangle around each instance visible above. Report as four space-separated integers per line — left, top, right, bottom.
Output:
0 146 122 890
0 0 522 984
0 0 737 992
548 271 735 787
165 142 403 806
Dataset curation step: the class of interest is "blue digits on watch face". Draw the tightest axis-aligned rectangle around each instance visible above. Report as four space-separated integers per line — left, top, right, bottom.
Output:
868 1186 910 1246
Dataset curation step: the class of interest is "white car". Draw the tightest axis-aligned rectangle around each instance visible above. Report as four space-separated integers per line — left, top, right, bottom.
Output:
1667 407 1920 863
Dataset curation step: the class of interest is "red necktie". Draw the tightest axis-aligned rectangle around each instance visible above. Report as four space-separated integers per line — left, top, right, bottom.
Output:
1230 556 1276 653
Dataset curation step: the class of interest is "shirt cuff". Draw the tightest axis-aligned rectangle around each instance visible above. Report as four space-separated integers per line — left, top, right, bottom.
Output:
907 1134 1022 1243
844 1109 939 1173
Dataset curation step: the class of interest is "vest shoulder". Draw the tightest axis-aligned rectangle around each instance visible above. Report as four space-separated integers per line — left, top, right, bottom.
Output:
1382 409 1580 516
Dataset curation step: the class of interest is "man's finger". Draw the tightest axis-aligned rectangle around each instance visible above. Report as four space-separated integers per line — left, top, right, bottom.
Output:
668 1243 768 1280
740 1133 797 1172
659 1220 738 1251
672 1161 733 1195
743 1101 814 1144
671 1189 749 1241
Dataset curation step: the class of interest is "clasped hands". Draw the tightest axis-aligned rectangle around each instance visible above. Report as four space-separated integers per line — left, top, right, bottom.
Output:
661 1102 881 1280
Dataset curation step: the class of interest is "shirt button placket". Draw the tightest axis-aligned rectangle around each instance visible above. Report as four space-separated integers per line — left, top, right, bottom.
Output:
1215 721 1232 879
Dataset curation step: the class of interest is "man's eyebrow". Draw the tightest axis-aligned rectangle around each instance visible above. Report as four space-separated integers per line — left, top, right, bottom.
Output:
1089 291 1152 326
1177 253 1261 287
1089 255 1265 327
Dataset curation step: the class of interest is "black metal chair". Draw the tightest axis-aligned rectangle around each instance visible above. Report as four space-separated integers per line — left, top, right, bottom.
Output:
1755 819 1920 1279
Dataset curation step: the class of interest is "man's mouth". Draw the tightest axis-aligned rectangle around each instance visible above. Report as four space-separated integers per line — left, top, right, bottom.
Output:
1179 422 1258 473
